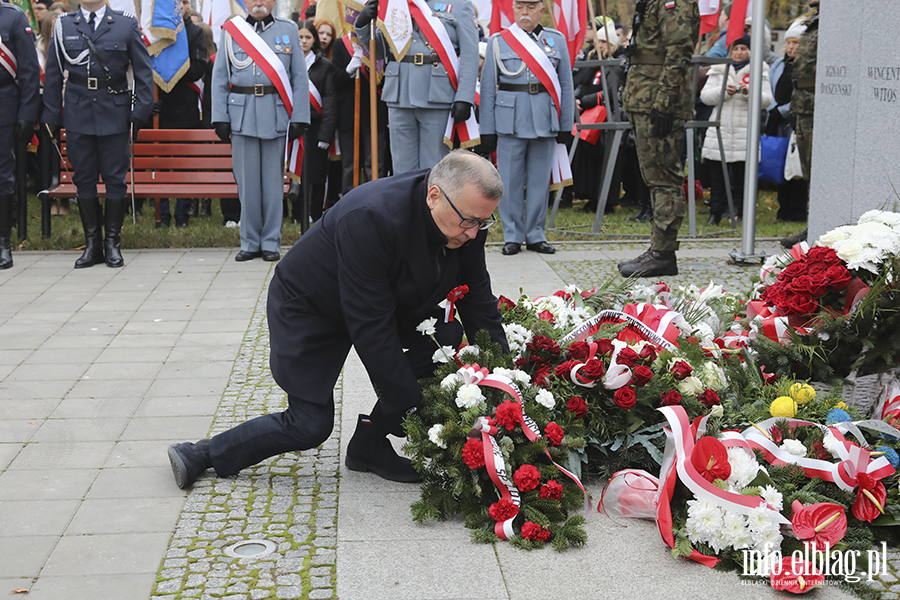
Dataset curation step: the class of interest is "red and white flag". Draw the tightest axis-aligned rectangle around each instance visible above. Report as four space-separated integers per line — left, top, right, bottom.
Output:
375 0 413 60
726 0 751 47
489 0 513 34
698 0 721 35
200 0 247 52
551 0 585 67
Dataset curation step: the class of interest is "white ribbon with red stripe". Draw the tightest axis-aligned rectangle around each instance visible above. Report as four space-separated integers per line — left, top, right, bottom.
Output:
222 16 293 116
0 39 18 81
559 306 680 351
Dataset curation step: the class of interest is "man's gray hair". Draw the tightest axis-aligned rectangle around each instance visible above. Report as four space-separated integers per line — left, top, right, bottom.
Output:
428 150 503 202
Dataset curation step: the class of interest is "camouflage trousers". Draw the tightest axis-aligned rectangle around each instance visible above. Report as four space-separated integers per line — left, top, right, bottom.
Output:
795 114 814 181
629 112 687 252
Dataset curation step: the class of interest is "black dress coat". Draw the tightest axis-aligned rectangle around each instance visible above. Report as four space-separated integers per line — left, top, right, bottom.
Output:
158 17 208 129
267 168 509 415
303 52 338 184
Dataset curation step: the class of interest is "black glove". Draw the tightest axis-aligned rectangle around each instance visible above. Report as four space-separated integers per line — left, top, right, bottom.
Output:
355 0 378 27
451 101 472 124
150 100 162 117
479 133 497 155
555 130 573 145
214 122 231 143
129 115 147 142
650 108 675 138
580 93 599 110
288 122 307 144
13 120 35 145
45 124 60 141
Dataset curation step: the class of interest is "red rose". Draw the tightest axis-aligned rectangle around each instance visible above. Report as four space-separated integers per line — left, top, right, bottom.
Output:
544 422 564 446
617 347 640 368
462 438 485 469
567 341 591 361
513 464 541 492
497 295 516 311
521 521 551 542
554 360 579 382
670 360 693 381
825 265 851 291
638 345 658 362
660 390 682 406
698 389 720 407
567 396 589 418
526 335 561 357
691 436 731 483
495 400 522 431
533 364 553 387
539 479 563 499
576 357 605 382
553 290 572 301
806 246 842 270
596 339 614 355
488 498 518 521
788 274 813 294
538 310 556 323
785 293 818 316
613 386 637 410
802 276 828 298
630 365 653 387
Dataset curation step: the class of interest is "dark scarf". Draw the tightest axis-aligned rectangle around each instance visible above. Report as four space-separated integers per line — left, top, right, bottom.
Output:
732 58 750 72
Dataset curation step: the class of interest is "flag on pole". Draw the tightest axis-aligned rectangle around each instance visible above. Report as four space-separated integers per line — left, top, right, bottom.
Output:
374 0 412 60
200 0 247 49
140 0 190 92
698 0 720 35
489 0 513 35
551 0 585 67
725 0 750 47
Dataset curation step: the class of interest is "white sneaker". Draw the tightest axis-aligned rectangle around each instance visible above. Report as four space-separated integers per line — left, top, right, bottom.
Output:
225 221 238 228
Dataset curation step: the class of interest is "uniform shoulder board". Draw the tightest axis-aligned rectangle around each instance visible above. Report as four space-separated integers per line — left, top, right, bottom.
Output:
1 3 25 14
115 9 138 19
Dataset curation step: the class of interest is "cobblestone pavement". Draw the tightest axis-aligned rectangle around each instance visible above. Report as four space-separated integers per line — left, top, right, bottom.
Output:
150 273 340 600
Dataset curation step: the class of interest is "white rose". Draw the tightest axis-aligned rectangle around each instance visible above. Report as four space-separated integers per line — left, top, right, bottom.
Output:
677 375 704 397
780 439 807 457
416 317 437 336
428 424 447 448
816 228 849 247
455 384 485 409
535 389 555 409
833 239 865 264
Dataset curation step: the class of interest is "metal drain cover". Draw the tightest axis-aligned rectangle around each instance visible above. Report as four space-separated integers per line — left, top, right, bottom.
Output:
223 539 278 558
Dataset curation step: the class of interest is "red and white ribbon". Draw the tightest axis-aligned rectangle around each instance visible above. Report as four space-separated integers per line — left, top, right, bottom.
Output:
0 39 17 81
444 285 468 323
559 307 680 351
222 16 293 116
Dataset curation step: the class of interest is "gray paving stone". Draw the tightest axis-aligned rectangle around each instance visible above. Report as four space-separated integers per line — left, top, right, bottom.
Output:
0 469 96 500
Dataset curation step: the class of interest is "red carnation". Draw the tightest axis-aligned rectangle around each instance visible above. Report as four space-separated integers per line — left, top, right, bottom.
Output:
538 310 556 323
533 364 553 387
539 479 563 500
488 498 518 522
554 360 579 382
617 347 640 368
638 345 658 362
567 341 591 361
513 464 542 492
567 396 589 418
691 436 731 483
630 365 653 387
526 335 561 357
698 389 720 407
613 386 637 410
495 400 522 431
544 422 564 446
514 357 527 368
596 339 614 356
553 290 572 301
670 360 693 381
497 295 516 311
521 521 551 542
462 438 485 469
660 390 682 406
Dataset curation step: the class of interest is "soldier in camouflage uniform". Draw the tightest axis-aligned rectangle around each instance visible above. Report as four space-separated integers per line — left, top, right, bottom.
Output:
782 0 818 248
617 0 699 277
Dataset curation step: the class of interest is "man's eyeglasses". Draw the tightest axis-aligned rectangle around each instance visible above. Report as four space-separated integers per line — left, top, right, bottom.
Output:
437 186 497 231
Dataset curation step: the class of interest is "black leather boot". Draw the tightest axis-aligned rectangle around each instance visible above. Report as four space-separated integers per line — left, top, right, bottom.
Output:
707 213 721 225
0 193 13 270
200 198 212 217
74 198 105 268
618 249 678 278
617 246 652 270
167 439 212 489
345 414 421 482
104 198 127 268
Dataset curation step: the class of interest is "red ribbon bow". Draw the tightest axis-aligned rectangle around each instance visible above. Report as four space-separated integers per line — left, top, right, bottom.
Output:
445 285 469 323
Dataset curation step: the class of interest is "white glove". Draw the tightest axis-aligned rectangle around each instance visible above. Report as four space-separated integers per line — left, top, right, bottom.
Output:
346 53 364 75
317 141 330 150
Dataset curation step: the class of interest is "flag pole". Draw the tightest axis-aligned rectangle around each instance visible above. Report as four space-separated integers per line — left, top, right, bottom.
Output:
585 0 601 57
353 69 361 187
369 21 378 180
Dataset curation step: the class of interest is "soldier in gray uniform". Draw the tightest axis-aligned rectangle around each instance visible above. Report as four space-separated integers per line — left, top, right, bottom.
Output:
479 0 574 256
355 0 479 174
0 3 41 270
42 0 154 269
211 0 309 262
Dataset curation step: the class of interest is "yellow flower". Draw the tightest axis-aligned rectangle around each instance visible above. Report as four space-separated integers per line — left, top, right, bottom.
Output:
790 383 816 405
770 396 798 418
833 401 849 410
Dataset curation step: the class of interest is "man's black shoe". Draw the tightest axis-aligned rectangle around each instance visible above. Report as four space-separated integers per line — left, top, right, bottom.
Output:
618 249 678 278
167 439 212 489
262 251 281 262
781 228 808 249
501 242 521 256
345 415 421 483
235 250 263 262
526 241 556 254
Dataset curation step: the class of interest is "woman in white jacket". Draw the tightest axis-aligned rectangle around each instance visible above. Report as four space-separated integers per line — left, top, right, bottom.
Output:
700 35 772 224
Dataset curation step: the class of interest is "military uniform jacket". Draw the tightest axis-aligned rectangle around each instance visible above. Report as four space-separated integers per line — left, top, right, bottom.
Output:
622 0 699 120
0 4 40 127
790 12 817 116
356 0 479 110
42 9 154 135
211 15 310 140
479 26 575 139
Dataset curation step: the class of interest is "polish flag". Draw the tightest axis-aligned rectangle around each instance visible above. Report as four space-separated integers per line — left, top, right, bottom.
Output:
552 0 585 67
726 0 751 47
489 0 513 34
698 0 720 35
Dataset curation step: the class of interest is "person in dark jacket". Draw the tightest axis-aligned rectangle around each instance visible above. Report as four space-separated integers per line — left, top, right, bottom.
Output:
167 150 509 489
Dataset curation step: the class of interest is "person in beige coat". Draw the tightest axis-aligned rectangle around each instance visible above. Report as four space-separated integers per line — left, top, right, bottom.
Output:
700 35 771 223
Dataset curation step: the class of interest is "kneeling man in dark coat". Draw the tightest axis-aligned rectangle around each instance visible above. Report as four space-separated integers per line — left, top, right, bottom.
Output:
168 150 508 487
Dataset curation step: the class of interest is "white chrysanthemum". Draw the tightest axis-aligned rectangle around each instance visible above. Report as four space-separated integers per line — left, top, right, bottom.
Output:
859 209 900 228
458 345 480 358
677 376 705 397
725 447 759 491
822 434 843 458
416 317 437 336
455 384 484 409
760 485 784 511
685 498 724 543
780 439 807 457
721 510 752 550
698 362 728 391
693 322 717 348
427 424 447 448
746 504 776 535
502 323 532 354
535 389 555 409
751 526 783 551
432 346 456 364
440 373 462 390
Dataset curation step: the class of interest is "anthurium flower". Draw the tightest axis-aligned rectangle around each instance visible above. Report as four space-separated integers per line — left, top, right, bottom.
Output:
770 556 825 594
790 500 847 546
852 472 887 523
690 436 732 483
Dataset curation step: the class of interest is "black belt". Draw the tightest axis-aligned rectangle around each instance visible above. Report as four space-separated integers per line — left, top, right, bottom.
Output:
399 53 439 65
795 77 816 90
231 84 278 96
68 72 128 90
629 52 665 66
498 82 548 95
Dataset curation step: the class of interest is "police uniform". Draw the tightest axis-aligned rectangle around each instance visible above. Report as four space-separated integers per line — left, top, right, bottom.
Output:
480 25 574 251
0 3 40 270
211 14 310 259
42 5 154 269
618 0 699 277
356 0 479 174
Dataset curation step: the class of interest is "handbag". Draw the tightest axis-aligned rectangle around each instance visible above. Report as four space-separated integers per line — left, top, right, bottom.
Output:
784 131 804 180
758 134 789 184
572 104 607 145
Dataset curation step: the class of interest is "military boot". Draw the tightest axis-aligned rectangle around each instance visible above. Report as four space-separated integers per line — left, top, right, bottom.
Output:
104 198 127 268
74 198 105 268
200 198 212 217
617 246 652 270
0 193 13 270
344 415 421 482
781 228 808 249
618 249 678 278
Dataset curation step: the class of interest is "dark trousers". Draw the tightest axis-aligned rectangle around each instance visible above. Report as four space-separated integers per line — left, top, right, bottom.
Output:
159 198 192 225
777 177 808 222
0 124 14 195
221 198 241 224
707 160 745 218
66 131 129 200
